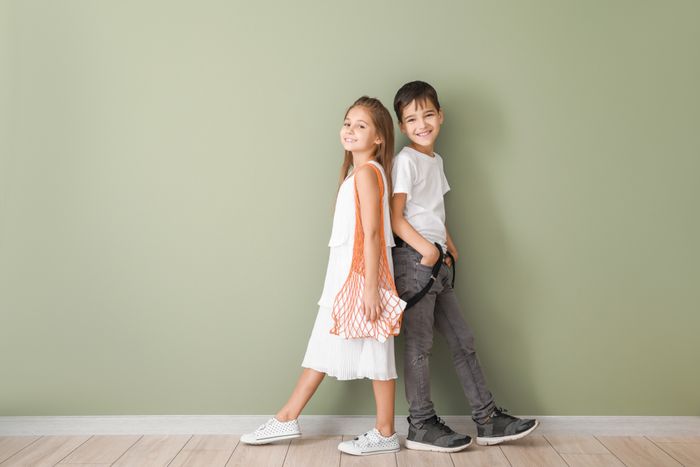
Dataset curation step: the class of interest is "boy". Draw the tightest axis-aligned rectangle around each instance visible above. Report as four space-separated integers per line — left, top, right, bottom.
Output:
391 81 538 452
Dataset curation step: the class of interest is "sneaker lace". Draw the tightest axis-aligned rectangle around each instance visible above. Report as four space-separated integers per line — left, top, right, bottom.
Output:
258 419 273 430
353 430 375 445
493 406 517 421
354 431 369 441
433 416 455 434
258 417 285 431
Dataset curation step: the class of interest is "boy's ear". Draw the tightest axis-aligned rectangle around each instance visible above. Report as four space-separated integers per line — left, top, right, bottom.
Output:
438 109 444 124
398 121 407 135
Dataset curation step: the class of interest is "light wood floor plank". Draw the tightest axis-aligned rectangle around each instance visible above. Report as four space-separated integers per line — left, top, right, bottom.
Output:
649 436 700 444
0 436 90 466
58 464 113 467
396 437 453 467
0 437 41 464
57 435 141 464
597 436 682 467
339 435 396 467
545 435 610 454
169 435 239 467
284 436 341 467
650 440 700 467
559 453 625 467
499 435 567 467
111 435 191 467
1 431 697 467
226 439 290 467
450 442 511 467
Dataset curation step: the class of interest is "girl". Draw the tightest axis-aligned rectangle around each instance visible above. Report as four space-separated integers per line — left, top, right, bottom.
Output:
240 97 402 456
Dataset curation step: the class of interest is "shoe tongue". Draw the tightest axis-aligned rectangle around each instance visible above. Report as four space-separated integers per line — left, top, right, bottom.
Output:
421 415 439 427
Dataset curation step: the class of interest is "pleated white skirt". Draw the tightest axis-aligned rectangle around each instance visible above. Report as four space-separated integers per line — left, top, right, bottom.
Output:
301 304 397 381
301 244 397 381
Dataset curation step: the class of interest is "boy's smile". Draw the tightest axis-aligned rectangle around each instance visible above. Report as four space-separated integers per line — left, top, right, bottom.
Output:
399 99 444 156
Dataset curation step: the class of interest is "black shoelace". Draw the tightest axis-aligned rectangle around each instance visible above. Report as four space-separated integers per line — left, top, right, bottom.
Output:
493 406 518 421
431 416 455 434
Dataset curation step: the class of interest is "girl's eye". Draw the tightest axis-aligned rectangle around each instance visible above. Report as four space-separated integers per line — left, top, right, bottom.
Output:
360 125 366 129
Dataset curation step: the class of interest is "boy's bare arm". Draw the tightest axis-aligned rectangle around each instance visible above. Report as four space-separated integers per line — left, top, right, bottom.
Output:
391 193 440 266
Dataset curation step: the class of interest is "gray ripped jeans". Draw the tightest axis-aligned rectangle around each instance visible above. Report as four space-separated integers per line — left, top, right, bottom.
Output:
393 245 495 423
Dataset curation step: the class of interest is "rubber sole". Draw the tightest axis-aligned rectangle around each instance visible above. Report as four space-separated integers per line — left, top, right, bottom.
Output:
404 437 473 453
337 446 401 456
240 432 301 445
476 419 540 446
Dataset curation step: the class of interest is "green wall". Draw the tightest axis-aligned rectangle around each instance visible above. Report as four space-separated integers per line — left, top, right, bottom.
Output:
1 0 698 416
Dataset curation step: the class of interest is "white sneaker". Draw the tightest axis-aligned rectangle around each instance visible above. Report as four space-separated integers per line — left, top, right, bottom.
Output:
337 428 400 456
240 418 301 445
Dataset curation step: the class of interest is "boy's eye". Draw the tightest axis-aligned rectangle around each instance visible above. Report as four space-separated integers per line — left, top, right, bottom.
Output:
344 123 350 127
407 118 415 123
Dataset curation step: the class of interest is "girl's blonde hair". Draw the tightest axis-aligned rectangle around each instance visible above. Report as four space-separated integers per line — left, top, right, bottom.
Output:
338 96 395 195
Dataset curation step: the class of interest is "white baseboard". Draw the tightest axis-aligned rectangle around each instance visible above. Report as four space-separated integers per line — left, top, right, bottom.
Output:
1 415 698 437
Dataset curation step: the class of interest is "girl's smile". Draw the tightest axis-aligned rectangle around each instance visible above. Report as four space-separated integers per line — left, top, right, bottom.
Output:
340 106 381 154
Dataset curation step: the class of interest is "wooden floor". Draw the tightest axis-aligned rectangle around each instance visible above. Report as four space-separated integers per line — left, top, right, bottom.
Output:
1 434 699 466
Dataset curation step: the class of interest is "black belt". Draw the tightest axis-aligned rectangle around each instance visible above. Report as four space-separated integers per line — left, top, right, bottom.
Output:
394 236 456 309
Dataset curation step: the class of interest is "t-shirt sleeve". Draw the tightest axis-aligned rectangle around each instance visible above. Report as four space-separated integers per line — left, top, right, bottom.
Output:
440 160 450 195
392 155 416 200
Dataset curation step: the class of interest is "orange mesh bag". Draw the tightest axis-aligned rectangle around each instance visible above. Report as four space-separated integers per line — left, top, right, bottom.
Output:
330 163 406 343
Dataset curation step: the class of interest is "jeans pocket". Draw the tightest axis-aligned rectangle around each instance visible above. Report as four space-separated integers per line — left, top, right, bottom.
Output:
414 262 434 291
393 257 411 291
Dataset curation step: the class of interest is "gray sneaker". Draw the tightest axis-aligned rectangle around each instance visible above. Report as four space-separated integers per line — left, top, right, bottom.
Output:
475 407 538 445
405 416 472 453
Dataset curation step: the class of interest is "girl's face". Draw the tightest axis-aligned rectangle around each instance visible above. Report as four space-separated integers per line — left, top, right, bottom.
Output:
340 106 382 154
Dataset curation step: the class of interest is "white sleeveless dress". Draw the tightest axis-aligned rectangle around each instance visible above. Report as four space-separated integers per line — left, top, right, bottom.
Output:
301 161 397 380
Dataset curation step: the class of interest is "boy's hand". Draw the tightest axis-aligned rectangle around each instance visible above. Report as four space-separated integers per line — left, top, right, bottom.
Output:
446 247 458 266
419 245 441 266
362 284 381 322
446 227 458 266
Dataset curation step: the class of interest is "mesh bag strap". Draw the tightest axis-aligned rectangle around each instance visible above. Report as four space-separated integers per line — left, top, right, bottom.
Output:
329 162 404 340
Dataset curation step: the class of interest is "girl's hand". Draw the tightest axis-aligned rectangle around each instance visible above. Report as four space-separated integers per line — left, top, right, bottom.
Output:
363 285 381 322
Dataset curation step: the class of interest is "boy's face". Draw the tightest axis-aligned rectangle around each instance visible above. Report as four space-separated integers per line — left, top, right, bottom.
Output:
399 99 444 150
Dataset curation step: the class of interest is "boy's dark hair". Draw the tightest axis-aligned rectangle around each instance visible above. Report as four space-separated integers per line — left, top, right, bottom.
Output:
393 81 441 122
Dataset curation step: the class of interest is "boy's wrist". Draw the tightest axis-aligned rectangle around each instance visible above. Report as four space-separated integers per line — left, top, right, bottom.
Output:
419 243 440 263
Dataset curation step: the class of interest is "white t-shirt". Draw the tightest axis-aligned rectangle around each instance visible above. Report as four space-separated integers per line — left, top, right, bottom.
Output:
392 146 450 248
